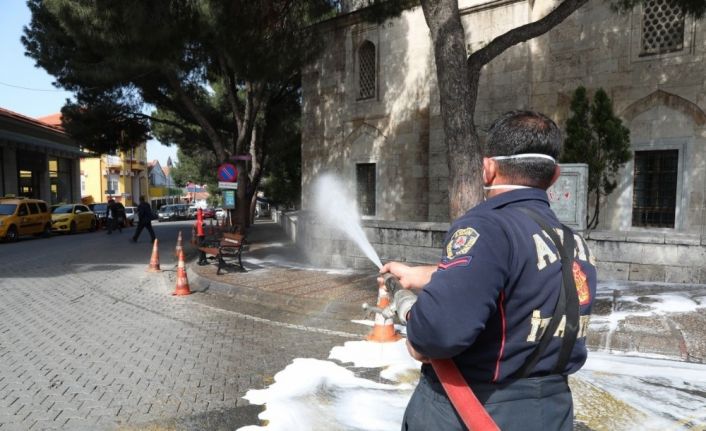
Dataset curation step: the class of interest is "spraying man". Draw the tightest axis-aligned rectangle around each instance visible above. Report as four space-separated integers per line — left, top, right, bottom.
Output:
380 111 597 430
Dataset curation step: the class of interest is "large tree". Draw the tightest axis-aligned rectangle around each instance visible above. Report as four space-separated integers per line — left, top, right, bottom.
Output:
23 0 335 228
414 0 706 218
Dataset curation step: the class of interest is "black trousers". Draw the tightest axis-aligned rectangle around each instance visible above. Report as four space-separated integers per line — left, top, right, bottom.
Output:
132 221 155 242
402 374 573 431
107 217 121 233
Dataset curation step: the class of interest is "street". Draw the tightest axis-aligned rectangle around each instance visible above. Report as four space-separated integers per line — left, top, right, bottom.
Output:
0 221 363 430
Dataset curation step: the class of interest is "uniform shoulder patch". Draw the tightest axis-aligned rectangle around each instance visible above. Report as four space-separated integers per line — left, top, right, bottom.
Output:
446 227 480 259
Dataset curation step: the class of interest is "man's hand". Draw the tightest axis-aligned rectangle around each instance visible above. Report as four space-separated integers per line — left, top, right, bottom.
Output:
378 262 436 290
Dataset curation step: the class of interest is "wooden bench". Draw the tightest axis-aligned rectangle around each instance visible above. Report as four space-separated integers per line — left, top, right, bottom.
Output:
197 232 246 274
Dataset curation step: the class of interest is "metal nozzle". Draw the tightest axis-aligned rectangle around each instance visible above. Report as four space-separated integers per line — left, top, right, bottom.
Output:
383 273 403 295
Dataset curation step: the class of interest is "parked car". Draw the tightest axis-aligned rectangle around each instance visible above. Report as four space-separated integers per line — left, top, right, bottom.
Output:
201 207 215 219
50 204 96 234
215 208 227 219
124 206 138 226
157 204 190 222
88 202 109 228
0 197 52 241
88 202 128 228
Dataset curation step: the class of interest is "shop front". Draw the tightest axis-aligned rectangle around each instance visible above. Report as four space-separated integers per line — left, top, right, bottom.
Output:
0 108 83 203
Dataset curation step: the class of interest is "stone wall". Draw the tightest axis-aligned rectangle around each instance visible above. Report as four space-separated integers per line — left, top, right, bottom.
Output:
587 231 706 284
275 210 706 283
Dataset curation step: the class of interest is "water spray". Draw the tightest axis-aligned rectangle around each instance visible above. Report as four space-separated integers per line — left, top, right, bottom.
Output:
313 174 383 269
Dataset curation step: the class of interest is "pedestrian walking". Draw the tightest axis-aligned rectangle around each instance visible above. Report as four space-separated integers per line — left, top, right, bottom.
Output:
132 196 156 243
106 199 122 234
380 111 597 431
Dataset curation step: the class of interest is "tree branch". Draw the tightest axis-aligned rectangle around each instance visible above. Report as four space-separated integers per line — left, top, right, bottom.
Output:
468 0 588 71
166 72 227 161
131 112 191 132
217 53 244 136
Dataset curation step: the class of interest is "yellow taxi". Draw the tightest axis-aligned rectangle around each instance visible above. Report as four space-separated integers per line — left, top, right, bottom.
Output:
50 204 97 234
0 196 53 241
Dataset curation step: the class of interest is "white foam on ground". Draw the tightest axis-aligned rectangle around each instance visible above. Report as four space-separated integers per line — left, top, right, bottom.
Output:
329 339 419 370
239 341 416 431
238 289 706 430
578 352 706 429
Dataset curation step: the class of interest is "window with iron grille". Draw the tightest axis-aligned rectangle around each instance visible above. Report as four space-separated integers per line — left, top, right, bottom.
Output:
358 41 376 100
640 0 685 56
356 163 376 216
632 150 678 228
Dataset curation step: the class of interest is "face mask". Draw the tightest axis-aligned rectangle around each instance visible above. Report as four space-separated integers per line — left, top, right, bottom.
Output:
490 153 556 163
482 153 555 197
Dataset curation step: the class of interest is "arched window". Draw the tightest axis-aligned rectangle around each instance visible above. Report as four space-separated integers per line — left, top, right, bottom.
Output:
358 41 376 100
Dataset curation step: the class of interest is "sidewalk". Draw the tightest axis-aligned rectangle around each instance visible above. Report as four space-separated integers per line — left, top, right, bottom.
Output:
189 220 706 362
188 220 380 335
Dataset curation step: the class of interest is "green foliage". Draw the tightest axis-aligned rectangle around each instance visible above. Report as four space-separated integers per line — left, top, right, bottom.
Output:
61 90 150 154
24 0 336 226
355 0 420 23
170 148 219 193
261 94 302 209
22 0 333 156
561 87 631 229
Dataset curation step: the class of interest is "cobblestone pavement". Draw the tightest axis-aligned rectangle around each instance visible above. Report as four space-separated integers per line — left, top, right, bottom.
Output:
3 220 705 430
0 223 372 430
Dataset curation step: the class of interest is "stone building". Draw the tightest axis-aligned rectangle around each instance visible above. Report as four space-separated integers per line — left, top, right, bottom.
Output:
299 0 706 282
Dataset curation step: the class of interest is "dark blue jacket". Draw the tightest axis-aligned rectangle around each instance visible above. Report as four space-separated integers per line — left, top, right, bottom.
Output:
407 188 597 384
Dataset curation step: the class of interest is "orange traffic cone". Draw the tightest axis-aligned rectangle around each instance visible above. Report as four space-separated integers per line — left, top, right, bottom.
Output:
175 230 183 257
196 220 205 237
173 250 191 296
147 239 161 272
367 287 401 342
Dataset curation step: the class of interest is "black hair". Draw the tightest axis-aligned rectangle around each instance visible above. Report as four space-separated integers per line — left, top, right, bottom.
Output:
485 110 561 189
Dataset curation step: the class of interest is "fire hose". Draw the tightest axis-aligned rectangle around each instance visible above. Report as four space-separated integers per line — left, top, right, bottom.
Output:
364 274 500 431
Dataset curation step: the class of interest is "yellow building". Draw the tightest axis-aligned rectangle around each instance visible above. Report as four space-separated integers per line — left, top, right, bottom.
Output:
80 145 149 206
37 112 150 206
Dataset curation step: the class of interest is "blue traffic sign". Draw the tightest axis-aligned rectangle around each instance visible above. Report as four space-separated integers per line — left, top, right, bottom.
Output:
217 163 238 182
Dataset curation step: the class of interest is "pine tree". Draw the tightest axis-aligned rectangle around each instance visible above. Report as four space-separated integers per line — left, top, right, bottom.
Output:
561 87 631 230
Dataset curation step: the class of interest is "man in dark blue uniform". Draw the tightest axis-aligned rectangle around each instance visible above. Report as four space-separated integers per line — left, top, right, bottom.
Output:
381 111 597 430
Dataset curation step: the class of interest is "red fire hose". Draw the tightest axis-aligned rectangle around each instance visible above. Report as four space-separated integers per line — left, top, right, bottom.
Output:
431 358 500 431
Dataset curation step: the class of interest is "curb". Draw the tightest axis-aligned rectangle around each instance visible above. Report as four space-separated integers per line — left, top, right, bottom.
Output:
187 262 370 321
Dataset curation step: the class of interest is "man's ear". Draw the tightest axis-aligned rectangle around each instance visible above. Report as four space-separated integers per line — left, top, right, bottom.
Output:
548 164 561 187
482 157 496 185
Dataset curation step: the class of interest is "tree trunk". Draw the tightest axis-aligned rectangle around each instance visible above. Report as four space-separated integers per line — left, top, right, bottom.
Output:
236 160 250 232
420 0 484 220
589 191 601 230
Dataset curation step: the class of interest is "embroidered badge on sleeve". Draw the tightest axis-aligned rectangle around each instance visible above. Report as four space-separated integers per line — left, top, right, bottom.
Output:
446 227 480 259
573 261 590 305
438 256 472 270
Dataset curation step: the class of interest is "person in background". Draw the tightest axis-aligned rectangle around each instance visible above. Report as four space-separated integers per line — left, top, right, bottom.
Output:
106 199 120 234
132 196 156 243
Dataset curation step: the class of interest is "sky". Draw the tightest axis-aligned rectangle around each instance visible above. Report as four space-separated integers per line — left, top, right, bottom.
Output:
0 1 177 166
